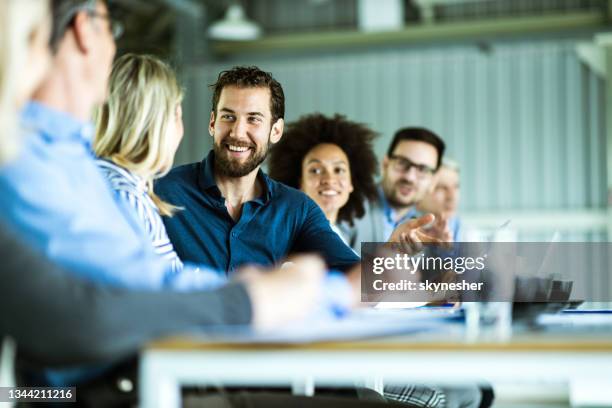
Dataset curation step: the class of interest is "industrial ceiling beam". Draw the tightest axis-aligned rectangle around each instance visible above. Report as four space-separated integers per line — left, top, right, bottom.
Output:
158 0 203 18
212 11 608 56
112 0 158 14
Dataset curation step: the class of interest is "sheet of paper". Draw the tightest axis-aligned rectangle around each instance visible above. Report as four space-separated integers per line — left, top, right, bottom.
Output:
194 308 456 344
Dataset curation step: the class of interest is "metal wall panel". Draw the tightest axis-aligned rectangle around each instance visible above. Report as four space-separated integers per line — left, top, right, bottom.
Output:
176 39 606 218
241 0 606 32
247 0 357 34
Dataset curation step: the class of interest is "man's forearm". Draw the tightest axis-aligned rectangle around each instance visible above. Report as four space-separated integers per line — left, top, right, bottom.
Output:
0 227 251 366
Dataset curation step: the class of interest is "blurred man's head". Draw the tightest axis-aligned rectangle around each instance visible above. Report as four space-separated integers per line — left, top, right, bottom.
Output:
208 66 285 178
44 0 119 106
381 127 445 210
0 0 53 163
417 159 460 217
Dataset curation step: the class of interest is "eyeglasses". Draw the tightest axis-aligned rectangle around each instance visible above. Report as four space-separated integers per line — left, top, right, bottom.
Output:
53 3 124 49
87 11 124 40
388 155 435 178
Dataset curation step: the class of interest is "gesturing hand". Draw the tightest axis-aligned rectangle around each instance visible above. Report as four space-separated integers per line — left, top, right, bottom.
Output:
388 213 450 254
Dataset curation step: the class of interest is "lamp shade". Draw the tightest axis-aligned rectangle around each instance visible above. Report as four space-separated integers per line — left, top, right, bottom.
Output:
208 4 261 41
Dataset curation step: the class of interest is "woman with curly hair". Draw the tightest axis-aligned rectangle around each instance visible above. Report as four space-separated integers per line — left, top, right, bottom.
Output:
269 114 486 408
268 113 379 242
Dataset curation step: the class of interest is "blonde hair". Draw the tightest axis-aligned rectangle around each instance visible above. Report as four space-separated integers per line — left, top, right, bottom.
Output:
0 0 49 164
94 53 184 216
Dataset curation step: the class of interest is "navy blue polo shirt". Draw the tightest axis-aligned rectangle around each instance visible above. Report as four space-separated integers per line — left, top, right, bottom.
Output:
156 150 360 275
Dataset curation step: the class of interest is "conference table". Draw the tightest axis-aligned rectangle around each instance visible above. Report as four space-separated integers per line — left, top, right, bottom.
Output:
139 310 612 408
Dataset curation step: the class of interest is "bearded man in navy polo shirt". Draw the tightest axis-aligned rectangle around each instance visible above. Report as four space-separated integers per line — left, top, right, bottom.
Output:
156 66 361 275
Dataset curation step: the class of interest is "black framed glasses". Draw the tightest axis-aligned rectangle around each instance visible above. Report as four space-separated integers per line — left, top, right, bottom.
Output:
388 155 435 178
87 11 124 40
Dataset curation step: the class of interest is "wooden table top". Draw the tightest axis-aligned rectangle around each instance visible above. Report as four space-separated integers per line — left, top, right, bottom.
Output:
146 330 612 353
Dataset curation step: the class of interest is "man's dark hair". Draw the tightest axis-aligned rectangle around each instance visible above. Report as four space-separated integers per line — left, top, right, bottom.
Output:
268 113 378 225
210 66 285 124
387 127 445 170
50 0 99 52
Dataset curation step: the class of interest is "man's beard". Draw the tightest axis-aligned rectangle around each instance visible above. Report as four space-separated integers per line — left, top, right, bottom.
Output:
214 136 270 178
383 180 418 208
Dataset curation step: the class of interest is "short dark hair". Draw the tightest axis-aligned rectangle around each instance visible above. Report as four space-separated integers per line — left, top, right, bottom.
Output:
268 113 379 225
387 127 445 170
210 66 285 124
50 0 99 52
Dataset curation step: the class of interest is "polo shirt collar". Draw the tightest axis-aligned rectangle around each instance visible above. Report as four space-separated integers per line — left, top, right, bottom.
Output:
21 101 94 149
199 150 273 204
200 150 219 191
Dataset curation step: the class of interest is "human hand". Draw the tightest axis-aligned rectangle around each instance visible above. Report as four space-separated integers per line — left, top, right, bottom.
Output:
245 255 325 330
425 212 453 244
233 265 264 282
388 213 444 254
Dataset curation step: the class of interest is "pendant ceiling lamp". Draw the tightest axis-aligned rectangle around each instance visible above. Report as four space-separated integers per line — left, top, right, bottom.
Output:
208 4 262 41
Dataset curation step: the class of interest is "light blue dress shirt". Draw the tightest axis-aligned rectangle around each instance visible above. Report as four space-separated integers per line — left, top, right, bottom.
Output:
0 102 353 386
379 186 419 240
0 102 224 291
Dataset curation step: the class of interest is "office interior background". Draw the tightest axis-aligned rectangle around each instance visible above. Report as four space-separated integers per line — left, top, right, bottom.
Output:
110 0 611 245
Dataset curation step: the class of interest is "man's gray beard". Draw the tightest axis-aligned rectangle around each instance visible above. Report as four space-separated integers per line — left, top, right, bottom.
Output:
214 142 269 178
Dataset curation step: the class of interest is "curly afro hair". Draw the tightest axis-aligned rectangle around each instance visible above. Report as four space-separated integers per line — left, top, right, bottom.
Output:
268 113 379 225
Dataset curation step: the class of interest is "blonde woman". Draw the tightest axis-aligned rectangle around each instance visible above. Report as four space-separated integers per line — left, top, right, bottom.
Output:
94 53 192 274
1 0 216 371
0 3 322 378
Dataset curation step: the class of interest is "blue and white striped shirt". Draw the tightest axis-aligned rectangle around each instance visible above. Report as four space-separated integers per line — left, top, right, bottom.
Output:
96 159 184 273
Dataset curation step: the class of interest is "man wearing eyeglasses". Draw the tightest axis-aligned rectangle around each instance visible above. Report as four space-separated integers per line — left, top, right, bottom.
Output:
345 127 451 255
48 0 122 101
0 1 367 406
344 129 489 408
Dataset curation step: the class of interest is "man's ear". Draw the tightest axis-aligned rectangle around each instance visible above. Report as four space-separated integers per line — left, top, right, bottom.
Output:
269 118 284 144
208 111 216 137
71 10 93 54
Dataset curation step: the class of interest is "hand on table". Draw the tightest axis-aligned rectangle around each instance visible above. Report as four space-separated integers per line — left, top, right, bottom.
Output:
245 255 325 330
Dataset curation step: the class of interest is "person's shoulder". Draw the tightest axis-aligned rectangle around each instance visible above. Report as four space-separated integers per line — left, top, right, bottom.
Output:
163 161 199 181
6 124 53 166
95 159 126 180
264 179 322 223
351 195 384 229
156 162 200 192
360 194 383 214
268 178 311 205
96 159 142 193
